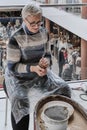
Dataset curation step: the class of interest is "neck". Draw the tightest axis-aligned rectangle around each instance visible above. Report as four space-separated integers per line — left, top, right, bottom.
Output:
22 22 34 35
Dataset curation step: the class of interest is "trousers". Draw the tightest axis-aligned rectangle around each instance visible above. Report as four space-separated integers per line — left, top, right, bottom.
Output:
11 113 29 130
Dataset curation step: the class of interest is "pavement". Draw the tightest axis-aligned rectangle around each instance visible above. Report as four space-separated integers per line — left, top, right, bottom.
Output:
51 56 59 75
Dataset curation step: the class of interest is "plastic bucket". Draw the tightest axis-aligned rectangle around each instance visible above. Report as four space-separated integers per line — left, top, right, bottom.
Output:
41 105 69 130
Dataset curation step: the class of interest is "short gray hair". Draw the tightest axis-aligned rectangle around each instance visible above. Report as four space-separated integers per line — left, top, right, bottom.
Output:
22 4 42 19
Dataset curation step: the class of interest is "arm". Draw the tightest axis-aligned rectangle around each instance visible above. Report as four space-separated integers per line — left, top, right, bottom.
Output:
7 37 48 77
7 37 37 77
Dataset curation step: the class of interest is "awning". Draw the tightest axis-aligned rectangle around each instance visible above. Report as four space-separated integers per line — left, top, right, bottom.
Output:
42 7 87 41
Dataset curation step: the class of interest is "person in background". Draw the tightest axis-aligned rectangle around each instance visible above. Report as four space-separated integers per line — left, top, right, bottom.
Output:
63 49 68 64
58 47 66 77
58 37 68 51
14 19 21 30
4 4 71 130
0 22 6 39
53 23 58 35
6 22 15 38
75 52 81 80
2 51 7 73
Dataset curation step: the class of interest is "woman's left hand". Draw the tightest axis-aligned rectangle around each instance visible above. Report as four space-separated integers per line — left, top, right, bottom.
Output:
39 57 50 69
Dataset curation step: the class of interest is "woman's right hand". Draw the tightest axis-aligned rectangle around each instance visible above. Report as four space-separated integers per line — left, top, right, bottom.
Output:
30 65 47 77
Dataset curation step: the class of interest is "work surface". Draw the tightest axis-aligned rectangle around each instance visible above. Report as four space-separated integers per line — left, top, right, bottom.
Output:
68 80 87 111
28 80 87 130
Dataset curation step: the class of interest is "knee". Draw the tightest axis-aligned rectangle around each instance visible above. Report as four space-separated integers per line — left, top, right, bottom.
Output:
54 83 71 98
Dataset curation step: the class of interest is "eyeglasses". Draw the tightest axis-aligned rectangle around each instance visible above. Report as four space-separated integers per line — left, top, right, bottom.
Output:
26 18 43 27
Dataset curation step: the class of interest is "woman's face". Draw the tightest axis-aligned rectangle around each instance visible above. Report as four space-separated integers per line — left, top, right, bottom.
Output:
24 14 42 33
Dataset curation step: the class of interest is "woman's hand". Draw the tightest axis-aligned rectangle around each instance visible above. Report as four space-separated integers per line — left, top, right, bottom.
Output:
38 57 50 69
30 65 47 77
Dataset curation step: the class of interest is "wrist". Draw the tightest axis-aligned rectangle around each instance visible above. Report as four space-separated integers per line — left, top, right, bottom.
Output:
30 65 36 72
30 66 33 72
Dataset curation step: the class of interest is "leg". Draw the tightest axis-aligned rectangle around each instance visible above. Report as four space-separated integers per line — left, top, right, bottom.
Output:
11 112 29 130
59 63 63 77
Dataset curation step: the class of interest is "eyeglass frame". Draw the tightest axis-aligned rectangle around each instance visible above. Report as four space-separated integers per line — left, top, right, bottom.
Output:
25 18 43 27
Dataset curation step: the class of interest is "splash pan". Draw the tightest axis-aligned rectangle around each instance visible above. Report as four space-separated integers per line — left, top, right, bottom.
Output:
34 95 87 130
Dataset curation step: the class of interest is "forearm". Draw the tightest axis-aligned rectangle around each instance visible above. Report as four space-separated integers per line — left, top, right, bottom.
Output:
7 62 29 73
7 35 31 74
7 61 39 80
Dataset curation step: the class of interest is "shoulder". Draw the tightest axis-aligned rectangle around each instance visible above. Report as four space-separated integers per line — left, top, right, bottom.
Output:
39 27 49 40
8 26 25 48
13 26 24 37
39 27 48 34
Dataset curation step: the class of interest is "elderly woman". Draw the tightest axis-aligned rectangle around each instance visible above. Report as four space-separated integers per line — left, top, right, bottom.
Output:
4 4 71 130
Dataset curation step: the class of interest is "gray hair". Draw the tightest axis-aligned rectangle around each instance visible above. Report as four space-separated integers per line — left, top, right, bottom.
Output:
22 4 42 19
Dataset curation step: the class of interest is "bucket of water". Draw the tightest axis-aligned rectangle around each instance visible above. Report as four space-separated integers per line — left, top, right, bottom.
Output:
41 105 69 130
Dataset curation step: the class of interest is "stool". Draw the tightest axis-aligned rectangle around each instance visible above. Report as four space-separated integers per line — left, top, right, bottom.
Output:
0 80 8 126
3 79 8 126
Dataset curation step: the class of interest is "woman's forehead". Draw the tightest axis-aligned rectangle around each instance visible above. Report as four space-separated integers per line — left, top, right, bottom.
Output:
27 14 42 19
